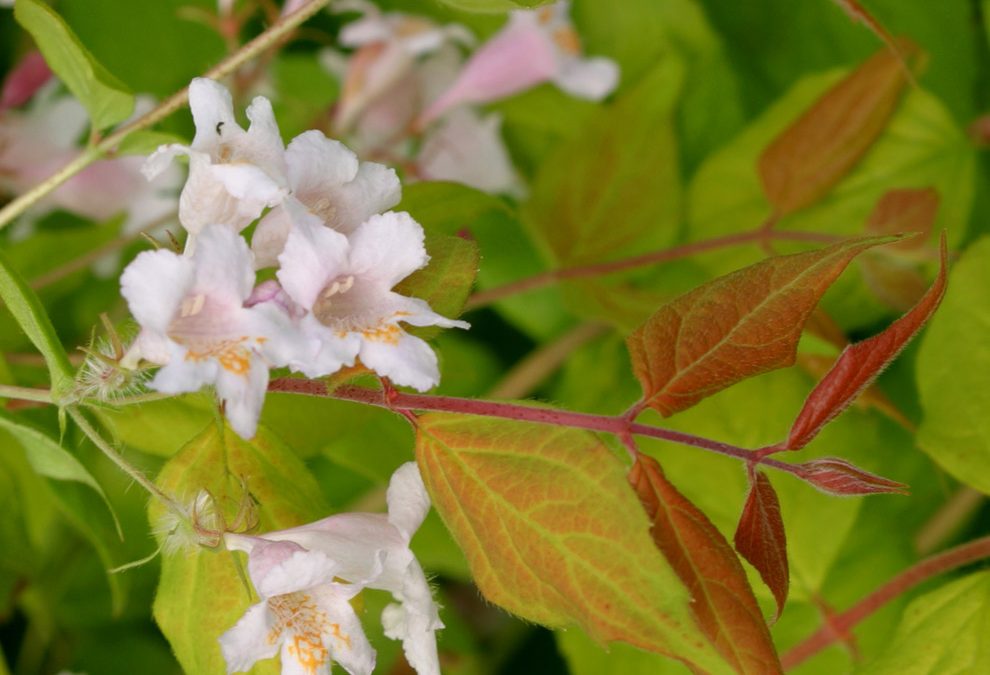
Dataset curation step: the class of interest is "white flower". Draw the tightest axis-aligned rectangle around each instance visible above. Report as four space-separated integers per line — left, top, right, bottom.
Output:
251 130 400 268
331 0 473 134
418 0 619 127
220 539 376 675
120 225 298 438
225 462 443 675
276 205 468 390
142 78 288 250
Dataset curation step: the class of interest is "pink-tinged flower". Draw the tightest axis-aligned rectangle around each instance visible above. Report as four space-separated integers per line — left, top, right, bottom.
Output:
251 130 400 268
276 206 468 390
120 225 299 438
143 78 288 250
0 82 179 235
225 462 442 675
418 0 619 127
0 51 52 111
417 107 520 195
331 0 473 134
219 540 376 675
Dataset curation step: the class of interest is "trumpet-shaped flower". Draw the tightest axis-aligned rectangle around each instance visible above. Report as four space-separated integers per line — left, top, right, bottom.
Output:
332 0 473 134
143 78 288 249
276 206 468 390
219 540 376 675
418 0 618 127
251 130 400 268
225 462 442 675
120 225 298 438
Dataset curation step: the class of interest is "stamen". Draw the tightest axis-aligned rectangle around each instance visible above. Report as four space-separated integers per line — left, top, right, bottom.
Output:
180 293 206 317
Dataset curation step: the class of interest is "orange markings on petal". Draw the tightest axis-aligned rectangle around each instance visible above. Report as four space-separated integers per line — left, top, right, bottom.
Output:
330 622 352 649
180 337 253 375
360 322 402 345
553 27 582 56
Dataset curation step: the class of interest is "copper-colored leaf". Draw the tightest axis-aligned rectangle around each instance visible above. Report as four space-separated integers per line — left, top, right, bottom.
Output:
629 455 782 674
795 457 908 496
865 188 939 251
734 471 788 621
785 233 947 450
758 42 915 217
627 237 889 417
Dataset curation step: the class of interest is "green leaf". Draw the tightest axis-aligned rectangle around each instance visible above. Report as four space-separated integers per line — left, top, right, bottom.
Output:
557 628 692 675
438 0 553 12
415 414 730 672
97 393 214 458
150 423 329 675
14 0 134 130
0 247 75 397
859 571 990 674
116 129 186 156
917 237 990 494
398 181 509 237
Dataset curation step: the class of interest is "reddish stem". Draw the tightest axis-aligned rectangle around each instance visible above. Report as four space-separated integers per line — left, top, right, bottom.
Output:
465 228 842 311
781 535 990 670
268 379 805 479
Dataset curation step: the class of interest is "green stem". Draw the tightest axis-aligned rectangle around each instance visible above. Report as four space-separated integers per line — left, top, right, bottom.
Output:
0 0 331 232
0 384 53 404
67 406 184 514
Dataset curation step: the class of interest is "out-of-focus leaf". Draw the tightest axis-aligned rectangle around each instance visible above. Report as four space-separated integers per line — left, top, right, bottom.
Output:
14 0 134 130
116 130 186 156
785 235 946 449
864 187 938 247
859 571 990 674
0 248 75 397
734 471 788 621
438 0 552 11
794 457 908 496
627 237 887 417
525 57 683 267
758 43 913 218
97 393 214 458
629 454 781 674
917 237 990 494
415 414 728 672
398 181 509 237
556 628 691 675
829 0 901 60
150 423 328 675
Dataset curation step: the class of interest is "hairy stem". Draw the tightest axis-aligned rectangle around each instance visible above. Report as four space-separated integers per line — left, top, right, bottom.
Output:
269 379 806 478
67 406 184 514
781 535 990 670
0 0 331 232
465 229 843 310
0 384 53 404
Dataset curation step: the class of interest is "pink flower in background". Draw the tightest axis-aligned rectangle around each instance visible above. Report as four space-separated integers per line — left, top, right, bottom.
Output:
0 51 51 111
143 78 288 250
225 462 443 675
418 0 619 127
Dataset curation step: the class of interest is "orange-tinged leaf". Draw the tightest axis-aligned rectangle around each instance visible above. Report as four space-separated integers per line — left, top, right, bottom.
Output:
758 43 915 217
785 233 947 450
734 471 788 621
865 188 939 251
794 457 908 496
415 414 728 672
627 237 889 417
629 455 782 674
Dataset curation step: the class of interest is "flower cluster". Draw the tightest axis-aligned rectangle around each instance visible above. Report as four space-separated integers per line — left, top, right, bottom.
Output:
221 462 441 675
121 78 468 439
324 0 619 194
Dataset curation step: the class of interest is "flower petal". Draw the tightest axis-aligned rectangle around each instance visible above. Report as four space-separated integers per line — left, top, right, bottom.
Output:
214 351 269 439
188 77 239 152
277 206 350 310
286 130 360 195
295 315 360 379
381 558 443 675
384 293 469 331
149 343 218 394
553 55 619 100
192 225 256 302
347 212 427 288
142 143 190 181
120 249 194 333
386 462 431 542
243 95 287 181
358 329 440 392
251 207 292 269
219 602 280 674
248 541 341 599
327 160 402 235
310 584 377 675
417 108 519 194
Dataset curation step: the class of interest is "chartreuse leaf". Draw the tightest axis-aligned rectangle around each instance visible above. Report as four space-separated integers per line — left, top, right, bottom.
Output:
415 414 730 673
556 629 691 675
917 237 990 494
97 394 214 458
758 44 912 218
859 571 990 674
150 423 328 675
627 237 888 418
14 0 133 130
0 248 74 397
629 455 781 674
